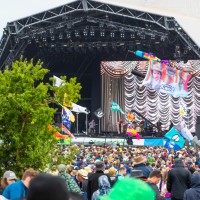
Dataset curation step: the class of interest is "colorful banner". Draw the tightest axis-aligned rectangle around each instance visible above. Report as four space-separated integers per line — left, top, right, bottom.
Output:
142 61 191 97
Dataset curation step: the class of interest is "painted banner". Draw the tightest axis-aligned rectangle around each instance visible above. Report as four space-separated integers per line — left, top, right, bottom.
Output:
142 61 191 97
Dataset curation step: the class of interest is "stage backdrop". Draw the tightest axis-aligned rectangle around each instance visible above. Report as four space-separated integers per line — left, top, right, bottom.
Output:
101 60 200 132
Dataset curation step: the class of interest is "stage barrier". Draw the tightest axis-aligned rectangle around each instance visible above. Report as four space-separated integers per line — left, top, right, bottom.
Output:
71 137 165 146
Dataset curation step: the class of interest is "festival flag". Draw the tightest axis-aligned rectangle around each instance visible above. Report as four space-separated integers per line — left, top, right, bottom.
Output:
48 125 69 140
135 50 160 62
126 127 140 140
111 101 124 114
62 124 75 139
53 75 65 87
174 121 193 142
94 108 104 118
164 127 185 149
163 139 181 151
71 103 89 114
179 102 188 116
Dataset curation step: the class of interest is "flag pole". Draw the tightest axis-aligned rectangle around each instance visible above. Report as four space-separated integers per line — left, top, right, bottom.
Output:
76 112 79 135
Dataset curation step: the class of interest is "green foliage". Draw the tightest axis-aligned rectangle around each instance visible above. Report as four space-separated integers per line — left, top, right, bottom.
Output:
50 76 82 106
0 58 81 176
50 145 80 170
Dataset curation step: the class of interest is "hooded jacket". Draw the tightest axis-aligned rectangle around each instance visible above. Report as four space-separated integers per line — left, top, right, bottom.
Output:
183 172 200 200
167 160 191 199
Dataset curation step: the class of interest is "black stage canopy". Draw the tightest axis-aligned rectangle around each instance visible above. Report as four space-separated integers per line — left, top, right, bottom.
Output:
0 0 200 69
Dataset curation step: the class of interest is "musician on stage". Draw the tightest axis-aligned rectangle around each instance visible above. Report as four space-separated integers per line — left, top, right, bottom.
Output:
140 118 149 136
117 119 124 134
88 119 96 135
156 119 162 137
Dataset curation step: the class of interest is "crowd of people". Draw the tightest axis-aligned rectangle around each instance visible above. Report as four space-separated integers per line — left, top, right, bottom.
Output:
1 144 200 200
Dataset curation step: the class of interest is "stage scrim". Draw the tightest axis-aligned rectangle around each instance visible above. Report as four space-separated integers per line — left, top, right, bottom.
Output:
101 60 200 133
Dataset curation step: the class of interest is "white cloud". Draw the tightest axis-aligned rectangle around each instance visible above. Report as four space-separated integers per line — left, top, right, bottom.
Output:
0 0 71 37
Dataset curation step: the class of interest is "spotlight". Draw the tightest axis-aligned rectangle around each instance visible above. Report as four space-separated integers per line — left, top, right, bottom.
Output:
90 28 95 36
100 30 105 37
66 32 71 38
51 36 55 41
75 30 79 37
83 29 88 36
130 33 135 39
120 32 125 38
59 33 63 39
110 32 115 37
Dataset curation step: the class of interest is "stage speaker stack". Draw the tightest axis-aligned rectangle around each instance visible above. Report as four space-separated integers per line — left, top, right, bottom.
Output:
196 116 200 138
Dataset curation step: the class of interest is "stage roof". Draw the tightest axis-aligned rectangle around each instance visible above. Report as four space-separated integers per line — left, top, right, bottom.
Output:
0 0 200 69
97 0 200 48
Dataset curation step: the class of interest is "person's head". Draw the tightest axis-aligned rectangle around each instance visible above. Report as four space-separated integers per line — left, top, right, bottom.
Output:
151 64 162 81
108 167 117 177
27 173 69 200
133 155 147 166
22 168 39 188
119 167 126 176
152 70 161 81
1 171 17 189
58 164 67 173
71 166 79 176
77 169 88 182
130 170 146 181
148 170 162 185
95 161 105 172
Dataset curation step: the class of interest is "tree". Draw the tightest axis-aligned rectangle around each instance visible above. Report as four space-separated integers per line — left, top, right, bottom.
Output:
0 58 81 175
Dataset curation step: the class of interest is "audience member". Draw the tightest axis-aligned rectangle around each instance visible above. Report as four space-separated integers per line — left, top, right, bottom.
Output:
27 173 69 200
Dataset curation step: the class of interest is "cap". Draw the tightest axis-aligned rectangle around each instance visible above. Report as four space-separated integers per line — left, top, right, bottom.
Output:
3 171 17 180
130 170 146 178
73 166 79 170
58 164 67 172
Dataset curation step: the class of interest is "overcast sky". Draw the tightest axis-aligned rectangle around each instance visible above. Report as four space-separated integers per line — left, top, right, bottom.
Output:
0 0 71 37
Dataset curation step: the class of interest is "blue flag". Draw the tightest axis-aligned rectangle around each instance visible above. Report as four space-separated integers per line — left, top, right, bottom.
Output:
164 127 185 149
62 108 71 130
163 139 181 151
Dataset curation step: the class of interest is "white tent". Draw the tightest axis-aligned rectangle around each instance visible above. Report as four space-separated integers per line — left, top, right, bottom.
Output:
95 0 200 48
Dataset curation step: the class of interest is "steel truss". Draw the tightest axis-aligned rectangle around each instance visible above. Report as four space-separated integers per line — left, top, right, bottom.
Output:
0 0 199 68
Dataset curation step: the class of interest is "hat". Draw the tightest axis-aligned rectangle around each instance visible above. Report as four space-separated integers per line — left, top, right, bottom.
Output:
58 164 67 172
152 63 162 72
84 166 92 173
3 171 17 180
95 161 105 171
100 177 155 200
133 156 147 165
130 170 146 178
78 169 88 179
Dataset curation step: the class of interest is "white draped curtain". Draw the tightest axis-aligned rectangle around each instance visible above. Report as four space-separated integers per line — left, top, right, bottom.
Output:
101 60 200 132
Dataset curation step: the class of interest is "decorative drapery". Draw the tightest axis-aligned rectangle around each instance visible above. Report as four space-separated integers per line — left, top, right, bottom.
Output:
101 60 200 132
